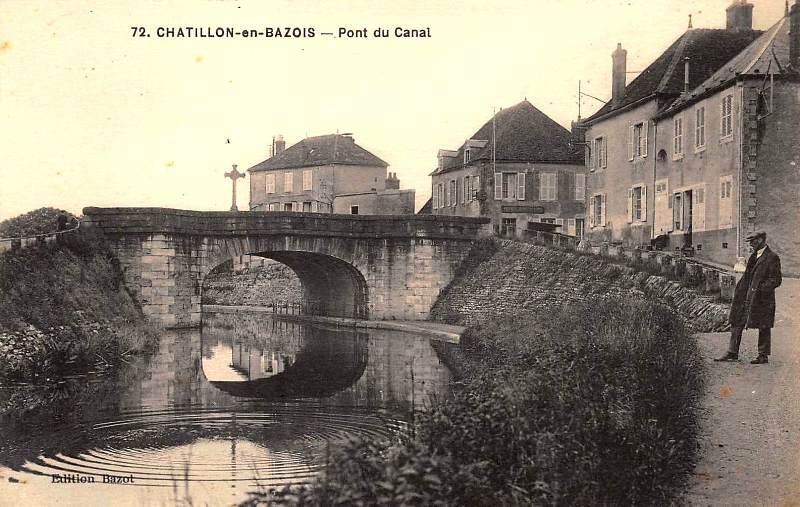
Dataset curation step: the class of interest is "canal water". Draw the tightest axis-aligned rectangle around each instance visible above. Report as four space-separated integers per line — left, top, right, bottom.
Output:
0 312 452 506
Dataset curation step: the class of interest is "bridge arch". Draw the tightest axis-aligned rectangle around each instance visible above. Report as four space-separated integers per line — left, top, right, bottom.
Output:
207 250 369 319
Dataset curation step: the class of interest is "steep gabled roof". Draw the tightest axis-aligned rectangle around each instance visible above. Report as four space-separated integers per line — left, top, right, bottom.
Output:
658 16 790 117
433 100 583 175
584 28 763 124
248 134 388 172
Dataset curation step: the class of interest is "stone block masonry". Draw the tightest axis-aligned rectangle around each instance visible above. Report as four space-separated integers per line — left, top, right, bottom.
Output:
81 208 490 327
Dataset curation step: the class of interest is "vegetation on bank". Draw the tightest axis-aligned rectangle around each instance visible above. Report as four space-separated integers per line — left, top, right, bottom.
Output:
0 207 78 237
252 298 705 506
0 230 158 389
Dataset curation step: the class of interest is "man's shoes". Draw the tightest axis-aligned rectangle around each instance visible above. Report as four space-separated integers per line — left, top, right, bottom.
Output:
714 353 739 362
750 356 769 364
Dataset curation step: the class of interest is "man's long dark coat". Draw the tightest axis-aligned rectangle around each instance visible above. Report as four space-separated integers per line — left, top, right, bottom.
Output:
729 246 782 329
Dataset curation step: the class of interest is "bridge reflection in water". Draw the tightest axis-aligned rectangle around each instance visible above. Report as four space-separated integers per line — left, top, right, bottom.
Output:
0 311 451 507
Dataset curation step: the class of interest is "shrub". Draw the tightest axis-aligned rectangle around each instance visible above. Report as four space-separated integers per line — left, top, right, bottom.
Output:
259 298 705 506
0 207 78 237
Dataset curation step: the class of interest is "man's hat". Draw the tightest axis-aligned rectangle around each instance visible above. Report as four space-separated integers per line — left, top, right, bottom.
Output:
745 230 766 241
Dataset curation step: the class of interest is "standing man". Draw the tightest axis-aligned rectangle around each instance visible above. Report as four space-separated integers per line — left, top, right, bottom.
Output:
715 231 782 364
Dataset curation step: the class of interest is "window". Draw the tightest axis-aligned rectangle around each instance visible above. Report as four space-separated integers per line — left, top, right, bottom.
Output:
567 218 576 236
302 170 312 191
456 178 462 205
283 202 293 211
695 106 706 149
463 176 469 203
284 172 293 192
628 184 647 222
266 173 276 194
464 148 471 164
540 217 556 224
450 180 457 206
438 183 444 209
721 94 733 138
589 194 606 227
302 201 312 212
673 117 683 157
575 173 585 201
540 173 556 201
494 172 524 200
472 176 480 200
719 175 733 227
592 137 607 170
432 182 439 209
629 121 648 160
268 203 278 211
350 205 359 215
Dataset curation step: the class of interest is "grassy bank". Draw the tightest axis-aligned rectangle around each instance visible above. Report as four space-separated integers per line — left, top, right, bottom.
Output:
0 233 159 392
254 298 704 506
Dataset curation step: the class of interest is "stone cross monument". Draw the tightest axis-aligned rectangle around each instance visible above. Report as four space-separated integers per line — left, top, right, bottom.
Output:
224 164 246 211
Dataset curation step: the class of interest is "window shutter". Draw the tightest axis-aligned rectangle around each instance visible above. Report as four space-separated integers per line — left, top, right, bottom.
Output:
641 185 648 222
602 138 607 167
627 188 633 223
432 182 438 209
517 173 525 200
600 194 607 226
494 173 502 200
474 175 480 200
628 126 634 161
642 121 649 157
589 140 595 171
589 196 595 227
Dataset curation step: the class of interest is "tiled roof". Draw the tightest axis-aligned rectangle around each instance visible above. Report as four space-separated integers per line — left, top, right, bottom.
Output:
417 197 433 215
433 100 583 175
658 16 790 117
248 134 388 172
584 28 763 124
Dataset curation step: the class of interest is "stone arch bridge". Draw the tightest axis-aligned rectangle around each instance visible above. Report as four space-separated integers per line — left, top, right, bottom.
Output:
82 208 490 327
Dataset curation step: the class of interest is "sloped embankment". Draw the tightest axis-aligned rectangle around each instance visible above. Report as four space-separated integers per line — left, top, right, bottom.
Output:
430 239 730 332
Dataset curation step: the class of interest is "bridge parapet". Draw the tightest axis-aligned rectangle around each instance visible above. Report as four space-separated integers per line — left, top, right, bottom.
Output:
82 207 490 239
81 208 489 327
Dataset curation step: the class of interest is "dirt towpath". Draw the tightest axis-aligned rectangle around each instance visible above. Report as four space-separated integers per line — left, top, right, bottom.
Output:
688 278 800 507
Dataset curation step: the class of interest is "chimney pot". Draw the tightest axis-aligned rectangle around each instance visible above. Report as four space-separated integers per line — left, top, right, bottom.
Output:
726 0 754 32
271 134 286 156
611 43 627 105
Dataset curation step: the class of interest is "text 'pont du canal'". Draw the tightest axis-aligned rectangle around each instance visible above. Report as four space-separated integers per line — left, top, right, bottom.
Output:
131 26 431 39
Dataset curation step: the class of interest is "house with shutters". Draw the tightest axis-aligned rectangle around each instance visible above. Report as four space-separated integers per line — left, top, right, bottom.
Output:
583 0 800 273
248 133 415 215
429 100 586 238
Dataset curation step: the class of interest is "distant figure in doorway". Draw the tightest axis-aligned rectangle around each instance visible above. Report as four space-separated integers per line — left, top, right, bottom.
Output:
715 231 782 364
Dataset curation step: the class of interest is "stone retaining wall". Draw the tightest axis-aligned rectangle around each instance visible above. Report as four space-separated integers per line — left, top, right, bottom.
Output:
431 239 731 333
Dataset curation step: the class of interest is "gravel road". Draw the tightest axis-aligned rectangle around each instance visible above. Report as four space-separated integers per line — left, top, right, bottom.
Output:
688 278 800 507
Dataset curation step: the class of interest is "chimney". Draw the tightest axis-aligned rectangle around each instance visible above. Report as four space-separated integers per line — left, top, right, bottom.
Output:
385 172 400 190
612 43 627 105
271 134 286 157
791 0 800 69
726 0 754 32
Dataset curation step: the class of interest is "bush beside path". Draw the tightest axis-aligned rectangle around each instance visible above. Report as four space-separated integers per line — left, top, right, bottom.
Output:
688 278 800 506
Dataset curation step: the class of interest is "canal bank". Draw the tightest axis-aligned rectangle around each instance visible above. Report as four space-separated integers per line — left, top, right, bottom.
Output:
203 304 464 343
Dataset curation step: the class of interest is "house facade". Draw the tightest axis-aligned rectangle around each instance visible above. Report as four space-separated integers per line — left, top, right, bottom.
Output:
582 1 800 273
430 100 586 238
248 134 415 215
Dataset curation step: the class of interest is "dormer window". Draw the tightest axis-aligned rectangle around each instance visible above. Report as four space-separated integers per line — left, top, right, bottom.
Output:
464 148 471 164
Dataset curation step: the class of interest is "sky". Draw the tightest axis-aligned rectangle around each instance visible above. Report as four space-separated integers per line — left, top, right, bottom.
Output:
0 0 788 220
